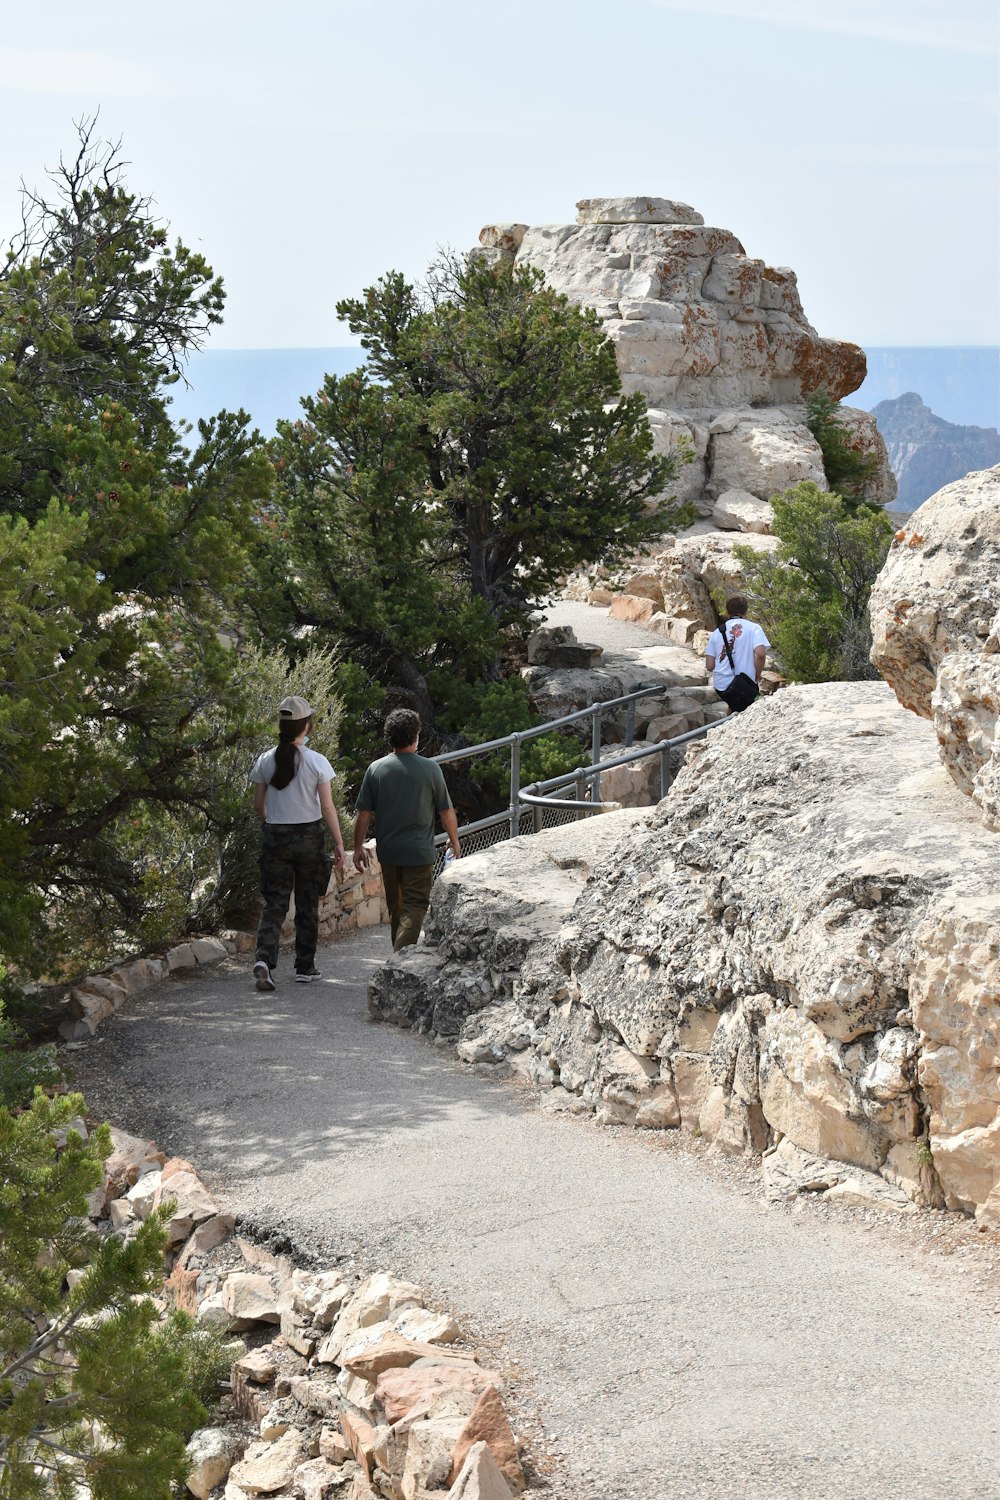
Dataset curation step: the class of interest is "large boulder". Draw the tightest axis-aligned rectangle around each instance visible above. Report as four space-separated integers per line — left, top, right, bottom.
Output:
869 465 1000 830
374 683 1000 1220
475 197 889 527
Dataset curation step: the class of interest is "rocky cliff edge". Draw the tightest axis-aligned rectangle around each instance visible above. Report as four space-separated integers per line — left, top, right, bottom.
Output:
371 682 1000 1224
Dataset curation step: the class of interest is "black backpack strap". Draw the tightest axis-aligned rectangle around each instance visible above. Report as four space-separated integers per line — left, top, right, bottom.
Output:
720 619 737 673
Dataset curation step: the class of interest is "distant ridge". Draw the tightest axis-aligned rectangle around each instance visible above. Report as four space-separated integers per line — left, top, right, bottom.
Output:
872 392 1000 514
856 347 999 431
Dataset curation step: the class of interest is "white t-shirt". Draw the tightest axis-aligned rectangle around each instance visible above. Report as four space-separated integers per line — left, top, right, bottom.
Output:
706 618 771 691
249 745 335 824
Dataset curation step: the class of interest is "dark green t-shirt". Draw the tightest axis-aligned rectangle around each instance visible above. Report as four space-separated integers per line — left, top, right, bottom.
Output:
356 752 453 865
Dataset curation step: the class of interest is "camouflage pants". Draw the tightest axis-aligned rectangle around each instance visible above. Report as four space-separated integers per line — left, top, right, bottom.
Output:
255 821 331 973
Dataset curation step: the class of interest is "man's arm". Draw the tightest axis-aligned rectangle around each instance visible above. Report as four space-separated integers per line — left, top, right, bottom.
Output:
253 783 267 823
753 644 767 682
353 809 373 870
440 806 461 860
705 653 716 673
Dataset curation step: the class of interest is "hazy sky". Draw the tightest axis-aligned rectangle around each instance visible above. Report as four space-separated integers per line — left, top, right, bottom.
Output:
1 0 996 349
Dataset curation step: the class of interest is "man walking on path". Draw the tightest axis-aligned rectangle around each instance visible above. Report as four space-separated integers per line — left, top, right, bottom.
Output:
354 709 461 949
705 595 770 714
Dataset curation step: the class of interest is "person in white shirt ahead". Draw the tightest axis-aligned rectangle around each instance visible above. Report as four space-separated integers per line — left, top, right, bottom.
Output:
705 595 770 714
248 695 345 992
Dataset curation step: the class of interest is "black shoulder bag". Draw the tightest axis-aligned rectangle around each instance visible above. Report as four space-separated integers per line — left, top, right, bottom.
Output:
718 621 760 713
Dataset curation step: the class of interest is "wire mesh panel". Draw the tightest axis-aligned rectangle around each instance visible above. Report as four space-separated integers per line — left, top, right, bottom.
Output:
432 814 513 877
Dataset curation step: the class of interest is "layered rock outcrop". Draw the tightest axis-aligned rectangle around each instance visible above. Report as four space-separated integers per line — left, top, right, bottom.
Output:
371 684 1000 1222
870 465 1000 832
477 197 894 518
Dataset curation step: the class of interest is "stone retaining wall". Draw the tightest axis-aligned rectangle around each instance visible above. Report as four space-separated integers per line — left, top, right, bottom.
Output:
57 846 389 1042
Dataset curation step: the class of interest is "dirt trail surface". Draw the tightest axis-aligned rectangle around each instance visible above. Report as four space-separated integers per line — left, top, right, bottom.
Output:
72 931 1000 1500
541 598 662 656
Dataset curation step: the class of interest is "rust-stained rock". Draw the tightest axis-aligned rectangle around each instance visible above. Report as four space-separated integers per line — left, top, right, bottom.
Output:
448 1386 524 1492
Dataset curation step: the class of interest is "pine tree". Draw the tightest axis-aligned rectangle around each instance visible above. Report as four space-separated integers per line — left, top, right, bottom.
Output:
252 253 690 767
0 124 275 976
0 1092 206 1498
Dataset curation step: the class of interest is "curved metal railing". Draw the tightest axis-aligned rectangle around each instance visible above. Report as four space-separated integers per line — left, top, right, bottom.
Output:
429 685 728 870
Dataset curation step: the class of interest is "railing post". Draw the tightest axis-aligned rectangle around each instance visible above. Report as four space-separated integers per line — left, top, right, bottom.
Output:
532 804 542 834
660 746 670 799
509 734 521 840
575 769 588 818
590 708 602 805
625 696 636 747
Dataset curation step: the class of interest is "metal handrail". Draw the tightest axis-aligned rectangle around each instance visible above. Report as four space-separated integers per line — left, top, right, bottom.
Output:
432 680 666 841
431 683 664 766
430 681 727 857
520 718 724 810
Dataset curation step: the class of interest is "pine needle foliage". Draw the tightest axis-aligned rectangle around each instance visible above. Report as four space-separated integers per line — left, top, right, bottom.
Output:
0 1092 206 1497
250 253 690 767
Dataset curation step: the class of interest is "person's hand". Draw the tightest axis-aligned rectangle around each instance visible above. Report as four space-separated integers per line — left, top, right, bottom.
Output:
333 846 345 869
354 846 369 871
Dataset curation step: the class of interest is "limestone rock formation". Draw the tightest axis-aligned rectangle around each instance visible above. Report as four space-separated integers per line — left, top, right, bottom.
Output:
372 683 1000 1220
870 465 1000 831
477 196 893 521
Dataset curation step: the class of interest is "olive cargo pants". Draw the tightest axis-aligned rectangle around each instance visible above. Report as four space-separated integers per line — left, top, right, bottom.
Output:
380 862 434 950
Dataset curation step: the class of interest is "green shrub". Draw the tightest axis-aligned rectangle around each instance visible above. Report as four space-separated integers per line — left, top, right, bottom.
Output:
805 391 880 508
735 481 894 683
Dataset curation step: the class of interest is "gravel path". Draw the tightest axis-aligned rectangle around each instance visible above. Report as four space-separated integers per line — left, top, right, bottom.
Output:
541 598 665 657
72 932 1000 1500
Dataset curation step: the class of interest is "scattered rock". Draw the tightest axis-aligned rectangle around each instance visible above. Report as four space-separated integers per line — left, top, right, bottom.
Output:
228 1428 306 1494
235 1347 280 1385
447 1441 514 1500
448 1386 524 1492
186 1426 242 1499
376 1361 501 1426
222 1273 282 1327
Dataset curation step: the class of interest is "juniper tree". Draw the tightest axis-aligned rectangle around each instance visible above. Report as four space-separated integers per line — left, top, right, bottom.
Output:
254 253 689 766
734 481 894 682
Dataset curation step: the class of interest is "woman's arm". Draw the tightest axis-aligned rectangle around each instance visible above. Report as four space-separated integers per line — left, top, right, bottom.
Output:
318 781 345 867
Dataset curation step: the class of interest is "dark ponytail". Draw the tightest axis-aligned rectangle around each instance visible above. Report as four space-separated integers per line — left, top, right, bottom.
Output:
270 716 309 790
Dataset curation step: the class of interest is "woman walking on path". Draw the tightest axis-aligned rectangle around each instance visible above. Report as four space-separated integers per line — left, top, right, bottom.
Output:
249 695 345 992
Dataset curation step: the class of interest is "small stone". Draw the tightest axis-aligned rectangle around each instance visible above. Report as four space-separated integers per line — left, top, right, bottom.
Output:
293 1456 346 1499
375 1360 500 1426
108 1197 136 1232
319 1428 351 1465
448 1385 524 1492
127 1169 162 1220
235 1346 279 1384
260 1403 290 1441
197 1293 233 1331
447 1440 515 1500
191 936 227 964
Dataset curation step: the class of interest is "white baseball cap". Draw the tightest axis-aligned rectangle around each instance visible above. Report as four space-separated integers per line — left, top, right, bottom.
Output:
278 695 313 719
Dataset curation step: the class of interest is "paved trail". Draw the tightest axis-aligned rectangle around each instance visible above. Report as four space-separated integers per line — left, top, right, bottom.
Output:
73 930 1000 1500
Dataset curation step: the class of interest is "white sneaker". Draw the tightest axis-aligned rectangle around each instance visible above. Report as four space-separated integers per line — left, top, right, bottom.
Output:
253 961 275 992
